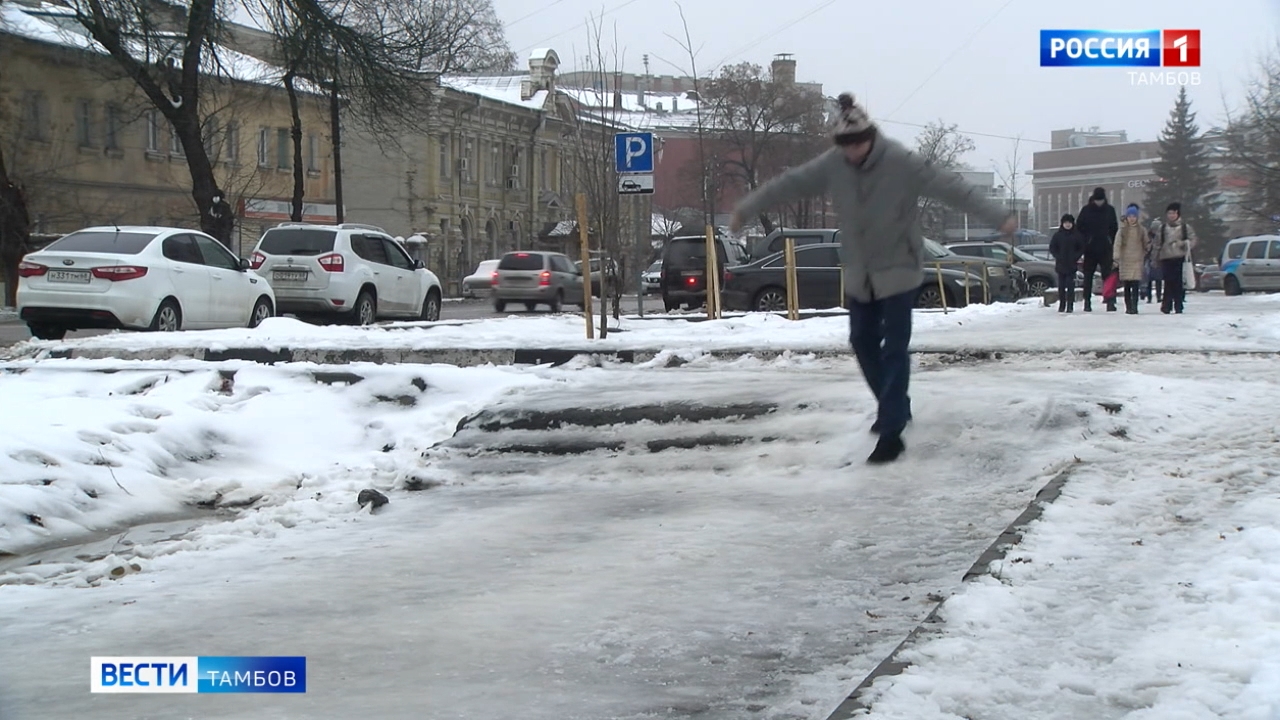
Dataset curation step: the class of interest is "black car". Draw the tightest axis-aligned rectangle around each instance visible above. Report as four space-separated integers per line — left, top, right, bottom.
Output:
721 243 986 311
660 234 748 311
921 238 1024 301
748 228 839 261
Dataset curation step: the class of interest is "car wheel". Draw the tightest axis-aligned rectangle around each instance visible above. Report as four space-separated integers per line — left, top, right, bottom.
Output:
1223 275 1241 296
148 299 182 332
916 286 947 309
753 287 788 312
1028 277 1052 296
353 290 377 325
549 290 563 313
28 324 67 341
420 289 441 321
524 301 537 312
248 296 273 328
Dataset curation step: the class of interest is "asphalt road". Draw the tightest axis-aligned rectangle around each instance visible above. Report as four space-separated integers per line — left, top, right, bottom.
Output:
0 294 664 347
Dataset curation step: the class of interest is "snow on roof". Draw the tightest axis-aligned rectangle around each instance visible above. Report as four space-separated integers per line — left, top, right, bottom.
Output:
528 47 555 62
1 2 309 92
438 74 549 111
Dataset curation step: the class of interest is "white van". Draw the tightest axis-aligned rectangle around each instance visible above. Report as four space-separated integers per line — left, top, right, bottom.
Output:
1220 235 1280 295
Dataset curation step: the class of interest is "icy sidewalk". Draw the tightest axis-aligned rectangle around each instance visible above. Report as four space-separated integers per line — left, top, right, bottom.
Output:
3 354 1278 718
5 293 1280 362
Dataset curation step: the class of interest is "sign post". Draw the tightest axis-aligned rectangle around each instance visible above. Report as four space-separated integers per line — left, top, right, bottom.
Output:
575 193 594 339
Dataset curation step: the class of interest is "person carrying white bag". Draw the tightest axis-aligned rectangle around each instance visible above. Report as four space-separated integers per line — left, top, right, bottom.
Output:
1148 201 1199 314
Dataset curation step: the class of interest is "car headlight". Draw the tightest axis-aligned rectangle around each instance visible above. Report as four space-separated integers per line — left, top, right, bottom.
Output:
986 266 1006 277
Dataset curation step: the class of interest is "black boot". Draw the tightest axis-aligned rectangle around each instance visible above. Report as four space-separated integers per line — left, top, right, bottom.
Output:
1106 299 1117 312
867 435 905 464
1083 299 1092 312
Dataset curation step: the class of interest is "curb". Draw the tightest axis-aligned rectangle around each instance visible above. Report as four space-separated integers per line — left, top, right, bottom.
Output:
9 346 1276 368
824 461 1078 720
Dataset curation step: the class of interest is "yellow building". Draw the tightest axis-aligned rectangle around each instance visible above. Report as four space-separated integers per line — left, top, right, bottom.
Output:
0 1 335 255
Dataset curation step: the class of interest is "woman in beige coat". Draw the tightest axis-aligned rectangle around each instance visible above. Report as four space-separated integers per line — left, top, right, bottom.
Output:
1115 203 1148 314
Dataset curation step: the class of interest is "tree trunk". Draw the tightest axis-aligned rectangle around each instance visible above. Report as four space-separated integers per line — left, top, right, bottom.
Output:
329 74 345 224
285 71 305 222
0 144 32 307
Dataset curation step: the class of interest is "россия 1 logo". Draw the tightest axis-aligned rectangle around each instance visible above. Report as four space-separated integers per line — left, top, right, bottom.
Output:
1040 29 1201 85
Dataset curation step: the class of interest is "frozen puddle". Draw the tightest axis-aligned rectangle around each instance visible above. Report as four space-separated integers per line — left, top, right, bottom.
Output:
0 358 1111 719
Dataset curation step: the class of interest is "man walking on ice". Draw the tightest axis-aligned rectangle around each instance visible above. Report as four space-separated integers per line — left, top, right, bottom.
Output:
729 93 1016 465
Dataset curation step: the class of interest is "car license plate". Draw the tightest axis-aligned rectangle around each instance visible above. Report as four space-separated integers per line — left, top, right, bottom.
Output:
47 270 91 284
273 270 308 282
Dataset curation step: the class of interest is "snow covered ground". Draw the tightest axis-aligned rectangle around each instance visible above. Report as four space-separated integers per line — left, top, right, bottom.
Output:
0 301 1278 718
6 293 1280 357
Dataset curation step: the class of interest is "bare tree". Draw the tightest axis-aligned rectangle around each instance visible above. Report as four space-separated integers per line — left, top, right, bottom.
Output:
1225 45 1280 234
914 119 975 239
63 0 240 242
665 2 713 228
701 61 827 233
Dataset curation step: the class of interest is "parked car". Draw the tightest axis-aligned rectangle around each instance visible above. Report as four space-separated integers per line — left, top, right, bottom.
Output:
462 259 499 298
748 228 839 261
641 260 662 294
1020 243 1053 261
574 256 620 297
1195 263 1222 292
249 222 442 324
1219 235 1280 295
922 238 1024 300
660 234 748 311
721 243 985 312
491 251 586 312
945 240 1060 296
17 226 275 340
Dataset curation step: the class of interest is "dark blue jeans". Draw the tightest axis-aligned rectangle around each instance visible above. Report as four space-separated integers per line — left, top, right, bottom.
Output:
846 288 916 437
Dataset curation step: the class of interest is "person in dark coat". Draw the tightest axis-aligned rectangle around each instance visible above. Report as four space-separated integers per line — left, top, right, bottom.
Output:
1075 187 1119 312
1049 214 1085 313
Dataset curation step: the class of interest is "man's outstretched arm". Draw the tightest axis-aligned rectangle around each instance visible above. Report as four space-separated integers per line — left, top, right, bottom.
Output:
731 151 833 231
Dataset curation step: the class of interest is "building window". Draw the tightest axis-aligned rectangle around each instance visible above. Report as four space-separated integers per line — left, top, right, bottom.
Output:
75 99 94 147
225 122 239 163
204 117 220 160
488 143 501 186
306 134 319 172
462 138 474 182
22 92 48 141
169 121 185 156
257 127 270 167
105 104 121 150
276 128 291 169
438 134 450 180
145 111 161 152
539 148 548 190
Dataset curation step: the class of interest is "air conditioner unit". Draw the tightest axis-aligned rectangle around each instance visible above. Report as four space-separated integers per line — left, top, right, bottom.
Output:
457 157 469 175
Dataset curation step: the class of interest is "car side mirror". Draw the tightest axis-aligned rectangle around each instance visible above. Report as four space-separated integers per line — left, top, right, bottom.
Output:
413 258 425 270
239 257 251 271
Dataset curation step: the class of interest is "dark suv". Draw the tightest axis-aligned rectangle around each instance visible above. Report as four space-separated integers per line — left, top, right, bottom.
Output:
660 235 748 311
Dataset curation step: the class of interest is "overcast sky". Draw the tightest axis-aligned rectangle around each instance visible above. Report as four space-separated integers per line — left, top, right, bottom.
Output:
491 0 1279 197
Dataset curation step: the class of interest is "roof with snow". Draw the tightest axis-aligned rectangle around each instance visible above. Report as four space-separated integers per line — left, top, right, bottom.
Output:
558 86 705 132
1 2 308 92
437 74 550 111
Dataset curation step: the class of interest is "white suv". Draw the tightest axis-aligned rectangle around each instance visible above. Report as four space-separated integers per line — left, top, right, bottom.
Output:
249 223 443 324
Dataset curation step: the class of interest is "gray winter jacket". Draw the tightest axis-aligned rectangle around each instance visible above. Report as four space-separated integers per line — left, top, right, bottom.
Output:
733 137 1011 302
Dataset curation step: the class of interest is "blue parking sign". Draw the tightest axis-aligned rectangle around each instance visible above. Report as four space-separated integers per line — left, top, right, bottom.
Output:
614 133 654 174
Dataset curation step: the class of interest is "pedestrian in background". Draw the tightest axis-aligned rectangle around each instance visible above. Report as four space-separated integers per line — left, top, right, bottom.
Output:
1115 203 1148 314
1049 214 1084 313
1149 202 1198 314
728 92 1016 465
1075 187 1119 312
1143 248 1163 304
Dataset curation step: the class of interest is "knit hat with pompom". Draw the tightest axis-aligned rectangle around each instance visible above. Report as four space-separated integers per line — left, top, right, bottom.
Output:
832 92 875 144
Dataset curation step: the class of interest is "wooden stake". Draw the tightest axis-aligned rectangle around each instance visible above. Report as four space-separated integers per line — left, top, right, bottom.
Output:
785 237 799 320
704 225 721 319
575 193 594 339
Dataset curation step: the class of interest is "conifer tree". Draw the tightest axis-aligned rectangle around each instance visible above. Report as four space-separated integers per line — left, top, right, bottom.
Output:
1145 87 1228 261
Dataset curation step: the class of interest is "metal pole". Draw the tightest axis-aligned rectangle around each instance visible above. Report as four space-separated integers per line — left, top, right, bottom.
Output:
575 193 594 339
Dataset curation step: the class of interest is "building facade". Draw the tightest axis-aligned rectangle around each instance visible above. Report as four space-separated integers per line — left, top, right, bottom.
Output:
1030 129 1160 233
0 1 335 256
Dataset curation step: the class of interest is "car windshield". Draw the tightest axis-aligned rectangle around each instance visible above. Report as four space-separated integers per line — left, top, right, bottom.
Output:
258 228 337 256
46 230 157 255
499 253 545 270
646 261 662 273
923 239 955 259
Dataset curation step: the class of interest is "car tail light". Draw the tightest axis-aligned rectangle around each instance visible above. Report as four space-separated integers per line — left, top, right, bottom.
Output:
686 276 699 287
723 270 733 284
91 265 148 281
490 271 498 286
249 251 266 270
318 253 344 272
539 270 551 286
17 261 47 277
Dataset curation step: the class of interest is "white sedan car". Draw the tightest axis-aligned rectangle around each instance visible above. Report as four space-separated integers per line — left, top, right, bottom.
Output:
17 226 275 340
